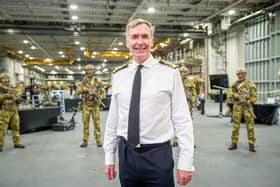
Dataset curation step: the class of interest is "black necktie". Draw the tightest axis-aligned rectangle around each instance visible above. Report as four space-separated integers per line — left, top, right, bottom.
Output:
127 64 144 147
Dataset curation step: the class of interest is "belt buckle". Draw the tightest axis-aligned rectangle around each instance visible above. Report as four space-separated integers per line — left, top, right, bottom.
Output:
135 144 141 148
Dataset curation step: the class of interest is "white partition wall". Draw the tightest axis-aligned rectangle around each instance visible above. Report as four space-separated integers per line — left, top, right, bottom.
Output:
245 10 280 102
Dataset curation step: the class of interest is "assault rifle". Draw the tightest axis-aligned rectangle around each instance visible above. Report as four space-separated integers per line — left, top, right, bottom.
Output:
232 85 256 118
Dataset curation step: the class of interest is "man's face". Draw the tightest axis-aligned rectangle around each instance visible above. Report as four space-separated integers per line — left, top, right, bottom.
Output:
126 23 154 63
85 67 94 77
237 72 246 81
0 77 10 86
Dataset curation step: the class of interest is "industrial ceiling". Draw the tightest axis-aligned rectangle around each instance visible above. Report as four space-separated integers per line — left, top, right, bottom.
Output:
0 0 276 75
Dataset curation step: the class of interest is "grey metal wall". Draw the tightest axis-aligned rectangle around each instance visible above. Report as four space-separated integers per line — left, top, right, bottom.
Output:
245 10 280 102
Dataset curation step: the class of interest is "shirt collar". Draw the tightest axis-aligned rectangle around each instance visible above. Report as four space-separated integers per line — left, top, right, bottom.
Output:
130 55 157 70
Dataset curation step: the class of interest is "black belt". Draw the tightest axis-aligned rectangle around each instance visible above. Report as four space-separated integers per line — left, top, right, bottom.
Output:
119 136 170 150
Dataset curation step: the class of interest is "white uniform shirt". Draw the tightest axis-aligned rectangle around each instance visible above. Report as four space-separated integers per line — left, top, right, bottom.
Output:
103 55 194 171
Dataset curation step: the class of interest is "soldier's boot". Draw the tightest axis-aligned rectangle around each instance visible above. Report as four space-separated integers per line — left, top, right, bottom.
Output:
80 140 88 148
249 144 256 152
228 143 237 150
96 140 102 148
14 143 25 149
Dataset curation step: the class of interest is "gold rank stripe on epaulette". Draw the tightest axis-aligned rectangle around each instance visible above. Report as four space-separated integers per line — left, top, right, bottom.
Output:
112 63 129 74
159 60 177 69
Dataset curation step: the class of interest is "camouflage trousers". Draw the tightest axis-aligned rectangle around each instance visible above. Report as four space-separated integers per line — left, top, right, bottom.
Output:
231 104 256 144
0 109 21 147
82 104 101 144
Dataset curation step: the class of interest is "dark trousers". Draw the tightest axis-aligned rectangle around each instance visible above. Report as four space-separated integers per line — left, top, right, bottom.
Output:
118 137 174 187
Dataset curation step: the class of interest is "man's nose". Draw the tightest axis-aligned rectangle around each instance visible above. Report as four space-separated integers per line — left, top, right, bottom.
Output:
136 37 144 44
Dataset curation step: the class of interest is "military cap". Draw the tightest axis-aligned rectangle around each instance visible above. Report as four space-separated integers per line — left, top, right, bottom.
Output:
236 68 247 74
0 73 9 79
85 64 94 70
179 66 189 72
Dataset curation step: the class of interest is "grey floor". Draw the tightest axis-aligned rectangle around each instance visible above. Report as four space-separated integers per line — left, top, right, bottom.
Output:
0 102 280 187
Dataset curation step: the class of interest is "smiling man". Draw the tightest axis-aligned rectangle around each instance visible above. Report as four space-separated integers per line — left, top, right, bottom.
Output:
103 18 194 187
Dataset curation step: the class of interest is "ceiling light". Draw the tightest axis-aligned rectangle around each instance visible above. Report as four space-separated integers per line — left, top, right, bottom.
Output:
74 32 79 36
118 42 123 46
113 47 118 51
81 70 85 74
148 7 155 13
78 65 81 70
48 64 53 66
23 40 29 44
103 59 107 63
50 71 57 74
103 68 108 72
228 10 236 15
92 52 97 55
97 66 101 70
45 58 52 62
96 71 101 74
70 4 78 10
80 47 85 51
25 54 30 57
31 46 36 50
72 15 78 20
61 55 65 58
18 50 23 54
58 51 63 55
159 43 168 48
75 41 80 45
55 66 60 70
102 63 106 67
91 56 96 58
125 56 129 59
77 58 81 61
7 29 14 34
29 57 34 59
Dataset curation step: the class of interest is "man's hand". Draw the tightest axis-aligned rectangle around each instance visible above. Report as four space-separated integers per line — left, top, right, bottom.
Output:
176 169 192 186
104 164 116 180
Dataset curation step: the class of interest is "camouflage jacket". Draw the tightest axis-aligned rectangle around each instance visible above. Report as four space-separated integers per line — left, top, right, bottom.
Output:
226 80 257 105
0 83 21 111
76 76 106 107
182 78 197 108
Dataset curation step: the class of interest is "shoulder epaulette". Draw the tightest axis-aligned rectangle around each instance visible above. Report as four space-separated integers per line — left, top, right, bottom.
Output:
159 60 177 69
112 63 129 74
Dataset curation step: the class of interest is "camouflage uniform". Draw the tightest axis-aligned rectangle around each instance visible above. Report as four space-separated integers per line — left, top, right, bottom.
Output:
173 66 197 147
76 76 105 146
227 75 257 150
182 78 197 115
0 80 24 151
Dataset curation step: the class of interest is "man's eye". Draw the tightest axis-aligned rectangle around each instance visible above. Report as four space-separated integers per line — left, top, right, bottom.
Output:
143 35 149 39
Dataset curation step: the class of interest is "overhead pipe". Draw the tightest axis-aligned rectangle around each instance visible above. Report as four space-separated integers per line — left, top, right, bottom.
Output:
200 0 246 23
26 35 53 59
128 0 146 22
231 2 280 25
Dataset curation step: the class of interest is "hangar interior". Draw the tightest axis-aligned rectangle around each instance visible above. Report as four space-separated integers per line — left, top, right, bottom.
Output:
0 1 280 187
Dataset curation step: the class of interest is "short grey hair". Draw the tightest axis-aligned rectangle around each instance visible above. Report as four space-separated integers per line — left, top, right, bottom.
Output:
126 18 155 39
85 64 94 70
